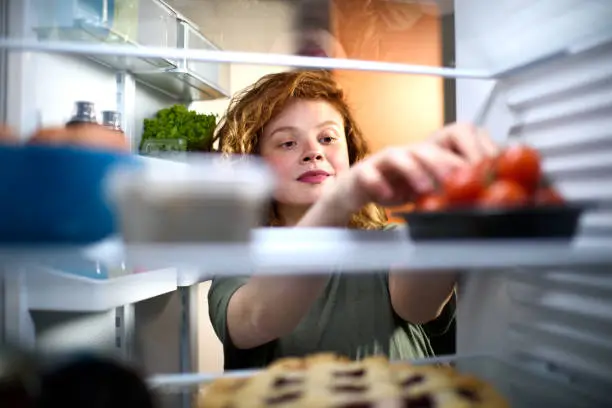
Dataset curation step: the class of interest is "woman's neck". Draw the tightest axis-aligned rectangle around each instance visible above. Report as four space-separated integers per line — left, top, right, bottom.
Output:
276 204 310 227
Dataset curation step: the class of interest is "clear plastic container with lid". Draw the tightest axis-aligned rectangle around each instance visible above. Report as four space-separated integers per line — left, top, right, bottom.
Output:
106 154 276 244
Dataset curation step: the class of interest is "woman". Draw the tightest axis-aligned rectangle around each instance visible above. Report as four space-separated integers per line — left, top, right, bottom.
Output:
209 70 498 370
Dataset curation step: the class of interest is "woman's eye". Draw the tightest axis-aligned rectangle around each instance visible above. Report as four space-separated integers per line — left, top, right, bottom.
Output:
319 134 337 144
280 141 296 149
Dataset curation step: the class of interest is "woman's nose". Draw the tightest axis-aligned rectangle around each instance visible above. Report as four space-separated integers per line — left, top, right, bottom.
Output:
302 150 324 163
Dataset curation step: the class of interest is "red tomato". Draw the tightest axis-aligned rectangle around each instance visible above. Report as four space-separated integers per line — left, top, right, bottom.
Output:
443 166 485 207
475 158 496 183
496 144 542 192
479 180 529 209
416 194 448 212
535 186 565 206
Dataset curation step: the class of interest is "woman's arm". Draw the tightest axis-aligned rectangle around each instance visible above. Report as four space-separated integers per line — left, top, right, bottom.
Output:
225 200 345 350
388 271 456 324
226 275 327 349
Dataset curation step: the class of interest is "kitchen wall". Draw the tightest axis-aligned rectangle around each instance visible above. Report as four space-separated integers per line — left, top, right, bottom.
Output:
183 0 297 118
331 0 444 219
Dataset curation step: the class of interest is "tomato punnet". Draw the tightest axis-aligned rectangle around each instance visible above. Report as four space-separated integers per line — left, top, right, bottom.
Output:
443 166 486 206
416 194 448 212
495 144 542 192
535 186 565 206
479 180 529 209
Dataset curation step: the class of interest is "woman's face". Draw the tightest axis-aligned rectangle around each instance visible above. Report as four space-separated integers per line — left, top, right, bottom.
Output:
260 99 351 211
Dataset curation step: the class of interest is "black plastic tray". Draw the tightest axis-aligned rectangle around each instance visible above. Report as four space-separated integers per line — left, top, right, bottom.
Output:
396 205 587 241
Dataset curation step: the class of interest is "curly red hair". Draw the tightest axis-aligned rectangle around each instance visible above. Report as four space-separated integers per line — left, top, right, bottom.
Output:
213 70 387 229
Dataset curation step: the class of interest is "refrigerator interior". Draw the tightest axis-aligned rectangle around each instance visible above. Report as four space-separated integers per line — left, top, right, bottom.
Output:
1 0 612 407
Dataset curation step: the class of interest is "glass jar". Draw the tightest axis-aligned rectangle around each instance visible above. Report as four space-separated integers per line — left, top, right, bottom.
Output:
101 110 123 132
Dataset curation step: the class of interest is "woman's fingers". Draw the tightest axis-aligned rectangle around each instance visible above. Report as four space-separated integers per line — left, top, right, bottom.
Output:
376 147 434 195
433 123 482 163
410 143 467 182
348 160 393 203
475 127 499 157
345 123 500 208
358 144 466 205
433 123 499 163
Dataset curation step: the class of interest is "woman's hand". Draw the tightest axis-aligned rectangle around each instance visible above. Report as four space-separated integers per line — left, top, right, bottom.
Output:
320 123 499 220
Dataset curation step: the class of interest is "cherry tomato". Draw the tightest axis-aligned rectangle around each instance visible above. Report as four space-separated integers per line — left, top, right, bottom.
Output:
475 158 496 183
496 144 542 192
443 166 485 207
535 186 565 206
416 194 448 212
479 180 529 209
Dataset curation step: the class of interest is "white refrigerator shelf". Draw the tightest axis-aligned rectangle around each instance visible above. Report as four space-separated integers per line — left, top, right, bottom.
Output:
1 229 611 279
24 266 177 312
0 39 490 79
1 32 609 80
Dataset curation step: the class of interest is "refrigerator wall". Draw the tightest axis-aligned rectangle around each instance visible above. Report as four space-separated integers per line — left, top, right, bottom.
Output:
0 0 8 124
455 0 612 402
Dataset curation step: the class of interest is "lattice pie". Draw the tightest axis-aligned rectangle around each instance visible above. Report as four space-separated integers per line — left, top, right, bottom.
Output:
197 353 509 408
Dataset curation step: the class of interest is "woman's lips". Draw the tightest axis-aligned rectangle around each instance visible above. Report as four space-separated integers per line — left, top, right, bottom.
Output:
297 170 331 184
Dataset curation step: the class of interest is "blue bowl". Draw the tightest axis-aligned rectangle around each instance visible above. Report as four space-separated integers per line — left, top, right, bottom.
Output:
0 145 138 244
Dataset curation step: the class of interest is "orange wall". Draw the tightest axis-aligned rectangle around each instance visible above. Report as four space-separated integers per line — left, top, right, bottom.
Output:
331 0 444 220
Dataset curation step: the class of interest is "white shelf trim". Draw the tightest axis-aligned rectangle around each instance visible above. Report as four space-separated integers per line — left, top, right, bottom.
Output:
3 229 612 280
0 39 491 79
25 266 177 311
2 33 610 80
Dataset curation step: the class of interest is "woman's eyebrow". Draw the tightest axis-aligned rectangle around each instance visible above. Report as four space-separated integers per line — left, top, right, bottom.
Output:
317 120 341 128
269 120 341 137
269 126 298 137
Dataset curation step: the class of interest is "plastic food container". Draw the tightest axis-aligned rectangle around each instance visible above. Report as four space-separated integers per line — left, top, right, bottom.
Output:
106 155 276 243
397 205 587 242
0 145 137 244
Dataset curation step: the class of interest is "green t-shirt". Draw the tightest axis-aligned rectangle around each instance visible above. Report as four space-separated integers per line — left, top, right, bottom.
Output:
208 271 455 370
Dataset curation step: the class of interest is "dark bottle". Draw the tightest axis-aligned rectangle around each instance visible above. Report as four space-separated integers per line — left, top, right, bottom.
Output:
101 111 123 133
66 101 98 127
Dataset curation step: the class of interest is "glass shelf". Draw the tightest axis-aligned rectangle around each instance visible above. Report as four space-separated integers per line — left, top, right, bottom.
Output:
22 0 231 102
34 22 176 72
